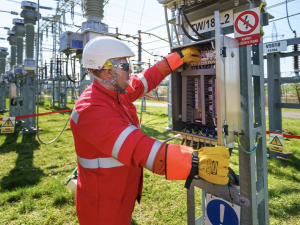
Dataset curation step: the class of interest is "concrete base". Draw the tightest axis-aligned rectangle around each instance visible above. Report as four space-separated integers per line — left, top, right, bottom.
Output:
267 150 293 162
16 119 24 125
19 127 43 134
66 178 77 192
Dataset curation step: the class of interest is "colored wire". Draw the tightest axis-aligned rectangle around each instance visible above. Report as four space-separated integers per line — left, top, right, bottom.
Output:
236 135 260 154
64 167 78 185
259 2 267 36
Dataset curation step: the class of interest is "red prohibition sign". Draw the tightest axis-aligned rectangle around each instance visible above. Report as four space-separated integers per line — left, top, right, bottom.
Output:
235 10 259 35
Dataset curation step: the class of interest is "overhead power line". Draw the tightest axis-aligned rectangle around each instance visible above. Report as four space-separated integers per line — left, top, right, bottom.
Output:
108 2 162 22
4 0 20 3
0 9 18 15
269 8 300 21
270 12 300 23
266 0 297 9
139 0 146 30
139 31 168 42
120 0 128 33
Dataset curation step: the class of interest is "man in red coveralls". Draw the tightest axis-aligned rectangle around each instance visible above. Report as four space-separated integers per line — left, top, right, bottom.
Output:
70 36 229 224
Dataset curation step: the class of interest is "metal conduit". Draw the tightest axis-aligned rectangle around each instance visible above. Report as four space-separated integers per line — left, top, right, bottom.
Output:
16 37 23 65
84 0 104 21
25 24 34 60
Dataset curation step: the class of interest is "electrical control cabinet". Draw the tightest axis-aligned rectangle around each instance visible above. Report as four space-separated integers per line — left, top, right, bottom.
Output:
60 31 84 53
171 35 240 146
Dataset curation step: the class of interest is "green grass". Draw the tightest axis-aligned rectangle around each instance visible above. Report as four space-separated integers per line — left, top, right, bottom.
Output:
0 99 300 224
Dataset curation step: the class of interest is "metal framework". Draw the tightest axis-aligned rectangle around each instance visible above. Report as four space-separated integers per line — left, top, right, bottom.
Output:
266 37 300 159
159 0 269 224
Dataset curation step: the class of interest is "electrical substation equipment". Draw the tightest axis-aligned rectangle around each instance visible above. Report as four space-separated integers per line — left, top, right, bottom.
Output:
158 0 269 225
0 47 9 112
8 18 25 120
265 37 300 160
17 0 40 132
59 0 117 95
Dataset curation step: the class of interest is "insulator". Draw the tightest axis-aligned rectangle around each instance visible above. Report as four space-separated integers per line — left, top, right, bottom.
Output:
16 37 23 65
71 3 75 22
84 0 104 20
25 24 34 60
45 61 47 79
10 45 16 68
293 44 299 71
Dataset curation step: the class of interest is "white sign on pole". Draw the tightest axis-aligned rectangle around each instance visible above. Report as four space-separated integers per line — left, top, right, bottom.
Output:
263 41 287 54
189 10 233 35
205 195 240 225
234 7 260 46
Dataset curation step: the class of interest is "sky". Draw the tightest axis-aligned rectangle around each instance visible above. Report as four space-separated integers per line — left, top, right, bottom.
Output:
0 0 299 75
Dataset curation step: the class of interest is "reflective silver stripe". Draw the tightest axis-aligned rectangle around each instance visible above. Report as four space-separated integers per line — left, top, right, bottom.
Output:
145 140 163 171
112 125 138 159
77 156 124 169
138 74 148 94
71 108 79 124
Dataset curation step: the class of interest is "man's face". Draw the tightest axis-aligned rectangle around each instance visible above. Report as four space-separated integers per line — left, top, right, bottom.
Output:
115 58 133 89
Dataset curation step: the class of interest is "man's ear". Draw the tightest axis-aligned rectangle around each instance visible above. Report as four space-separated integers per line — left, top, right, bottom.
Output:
102 69 113 79
106 69 113 79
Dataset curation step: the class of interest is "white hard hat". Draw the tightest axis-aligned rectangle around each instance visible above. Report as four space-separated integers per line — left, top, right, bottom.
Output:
82 36 135 70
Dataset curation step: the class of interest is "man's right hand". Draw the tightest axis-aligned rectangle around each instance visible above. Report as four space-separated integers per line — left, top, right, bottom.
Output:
180 47 200 63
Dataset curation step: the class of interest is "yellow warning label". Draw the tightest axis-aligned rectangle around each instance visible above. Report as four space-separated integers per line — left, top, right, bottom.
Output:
270 136 283 147
270 145 283 153
2 118 14 127
1 128 14 133
1 117 15 134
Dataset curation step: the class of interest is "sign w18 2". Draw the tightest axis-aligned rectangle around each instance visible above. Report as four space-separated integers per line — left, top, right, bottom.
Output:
189 10 233 35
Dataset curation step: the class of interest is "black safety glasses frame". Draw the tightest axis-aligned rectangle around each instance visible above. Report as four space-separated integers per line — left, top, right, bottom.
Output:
117 63 130 72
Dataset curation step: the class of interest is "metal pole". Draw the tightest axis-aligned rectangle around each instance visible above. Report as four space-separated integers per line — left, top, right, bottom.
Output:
164 6 172 48
267 52 282 133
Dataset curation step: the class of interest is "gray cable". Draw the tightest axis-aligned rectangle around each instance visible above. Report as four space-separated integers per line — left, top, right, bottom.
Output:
36 0 71 145
285 0 297 36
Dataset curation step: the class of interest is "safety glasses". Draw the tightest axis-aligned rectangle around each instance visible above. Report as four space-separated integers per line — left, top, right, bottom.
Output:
114 63 131 72
119 63 130 72
110 58 132 72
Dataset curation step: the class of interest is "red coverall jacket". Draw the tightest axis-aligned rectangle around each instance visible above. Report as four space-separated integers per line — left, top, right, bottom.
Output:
70 64 170 224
